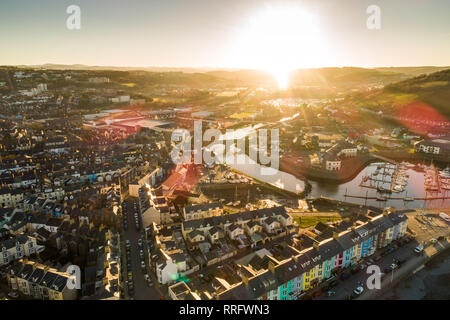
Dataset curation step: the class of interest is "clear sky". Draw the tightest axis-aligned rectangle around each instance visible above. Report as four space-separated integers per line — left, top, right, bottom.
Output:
1 0 449 68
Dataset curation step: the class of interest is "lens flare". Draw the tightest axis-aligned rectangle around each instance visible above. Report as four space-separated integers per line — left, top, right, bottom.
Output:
230 5 326 89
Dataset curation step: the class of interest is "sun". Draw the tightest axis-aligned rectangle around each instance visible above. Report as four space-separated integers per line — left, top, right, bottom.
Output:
231 5 326 89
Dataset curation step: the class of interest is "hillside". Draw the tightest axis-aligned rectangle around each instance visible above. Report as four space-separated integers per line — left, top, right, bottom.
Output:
349 68 450 119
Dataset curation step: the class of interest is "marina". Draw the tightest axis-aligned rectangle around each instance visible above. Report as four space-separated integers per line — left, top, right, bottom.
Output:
309 161 450 209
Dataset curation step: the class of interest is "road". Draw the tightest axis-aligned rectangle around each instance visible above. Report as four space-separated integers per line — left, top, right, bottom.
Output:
316 212 449 300
122 199 163 300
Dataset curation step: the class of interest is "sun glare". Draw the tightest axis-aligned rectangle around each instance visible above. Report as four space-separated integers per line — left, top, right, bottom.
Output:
232 6 325 89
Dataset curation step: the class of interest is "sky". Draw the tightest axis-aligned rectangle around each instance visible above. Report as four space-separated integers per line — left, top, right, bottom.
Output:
0 0 449 69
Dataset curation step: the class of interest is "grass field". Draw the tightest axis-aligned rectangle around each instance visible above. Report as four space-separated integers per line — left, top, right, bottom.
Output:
294 215 343 228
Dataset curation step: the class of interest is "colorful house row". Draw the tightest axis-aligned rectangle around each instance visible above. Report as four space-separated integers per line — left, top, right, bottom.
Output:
214 209 407 300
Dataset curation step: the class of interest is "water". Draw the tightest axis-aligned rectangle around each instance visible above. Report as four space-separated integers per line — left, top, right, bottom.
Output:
209 130 306 194
308 162 450 209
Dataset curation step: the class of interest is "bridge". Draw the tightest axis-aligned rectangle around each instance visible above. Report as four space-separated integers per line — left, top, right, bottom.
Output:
372 154 398 164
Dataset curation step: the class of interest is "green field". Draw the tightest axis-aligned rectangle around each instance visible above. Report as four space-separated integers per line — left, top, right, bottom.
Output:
294 215 342 228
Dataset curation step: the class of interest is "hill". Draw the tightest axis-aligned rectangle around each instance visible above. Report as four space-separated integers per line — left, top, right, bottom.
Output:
349 68 450 120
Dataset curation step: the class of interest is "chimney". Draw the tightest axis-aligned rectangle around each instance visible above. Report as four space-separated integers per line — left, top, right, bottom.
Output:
241 271 249 286
268 260 276 274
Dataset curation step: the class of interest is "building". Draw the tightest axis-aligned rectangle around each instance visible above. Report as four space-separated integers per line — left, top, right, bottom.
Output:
0 235 44 266
323 140 358 171
414 139 450 155
204 209 407 300
168 281 201 300
183 202 223 221
6 260 78 300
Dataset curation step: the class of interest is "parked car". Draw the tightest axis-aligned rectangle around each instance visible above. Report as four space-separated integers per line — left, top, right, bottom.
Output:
126 240 131 248
384 266 392 273
353 286 364 296
430 238 438 244
390 263 398 270
141 261 146 270
8 292 19 299
414 245 424 254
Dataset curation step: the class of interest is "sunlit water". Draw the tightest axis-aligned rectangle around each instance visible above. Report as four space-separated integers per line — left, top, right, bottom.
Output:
308 162 450 209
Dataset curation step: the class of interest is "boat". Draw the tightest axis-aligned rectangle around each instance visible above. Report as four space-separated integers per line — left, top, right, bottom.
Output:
404 197 414 201
376 196 388 201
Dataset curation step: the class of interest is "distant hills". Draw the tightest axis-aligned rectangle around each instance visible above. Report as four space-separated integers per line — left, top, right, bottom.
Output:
12 64 240 73
4 63 450 97
350 68 450 119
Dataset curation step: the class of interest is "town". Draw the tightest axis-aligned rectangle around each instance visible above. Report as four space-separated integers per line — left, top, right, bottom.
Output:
0 65 449 301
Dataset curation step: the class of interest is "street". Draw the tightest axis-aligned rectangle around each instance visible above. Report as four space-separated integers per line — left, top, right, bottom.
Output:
122 199 164 300
317 211 450 300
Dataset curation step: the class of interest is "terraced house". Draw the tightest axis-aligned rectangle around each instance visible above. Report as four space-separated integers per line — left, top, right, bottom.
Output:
6 260 78 300
206 209 407 300
0 235 44 266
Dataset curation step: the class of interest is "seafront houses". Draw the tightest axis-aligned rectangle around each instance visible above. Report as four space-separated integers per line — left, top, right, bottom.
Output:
194 209 408 300
6 260 78 300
